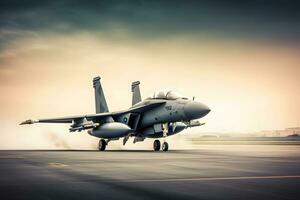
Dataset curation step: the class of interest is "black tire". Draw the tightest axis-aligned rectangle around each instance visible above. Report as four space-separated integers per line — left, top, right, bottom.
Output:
153 140 161 151
162 142 169 151
98 139 106 151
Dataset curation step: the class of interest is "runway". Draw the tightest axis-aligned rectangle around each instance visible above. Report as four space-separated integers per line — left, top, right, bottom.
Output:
1 145 300 200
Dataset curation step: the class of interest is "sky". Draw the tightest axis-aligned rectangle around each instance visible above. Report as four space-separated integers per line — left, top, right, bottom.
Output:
0 0 299 149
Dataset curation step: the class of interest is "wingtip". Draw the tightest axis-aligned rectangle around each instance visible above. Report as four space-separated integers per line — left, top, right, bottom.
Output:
19 119 35 125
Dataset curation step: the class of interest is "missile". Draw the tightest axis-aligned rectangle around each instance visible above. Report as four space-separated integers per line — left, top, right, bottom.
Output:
69 122 99 132
185 120 205 128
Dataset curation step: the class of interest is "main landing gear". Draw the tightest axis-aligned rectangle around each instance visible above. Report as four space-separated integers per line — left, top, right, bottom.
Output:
153 140 160 151
99 138 169 151
162 141 169 151
98 139 107 151
153 140 169 151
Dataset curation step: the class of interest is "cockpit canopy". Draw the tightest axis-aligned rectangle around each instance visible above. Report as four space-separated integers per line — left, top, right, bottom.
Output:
149 90 187 100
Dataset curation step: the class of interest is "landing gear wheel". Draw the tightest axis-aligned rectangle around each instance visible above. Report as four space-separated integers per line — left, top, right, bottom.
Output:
153 140 161 151
98 139 107 151
162 142 169 151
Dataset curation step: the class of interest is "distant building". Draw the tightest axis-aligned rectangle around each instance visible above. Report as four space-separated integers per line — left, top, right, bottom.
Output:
285 127 300 135
259 127 300 137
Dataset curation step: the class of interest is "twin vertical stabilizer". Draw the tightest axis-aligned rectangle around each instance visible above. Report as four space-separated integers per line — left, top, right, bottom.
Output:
131 81 141 106
93 76 141 111
93 76 109 113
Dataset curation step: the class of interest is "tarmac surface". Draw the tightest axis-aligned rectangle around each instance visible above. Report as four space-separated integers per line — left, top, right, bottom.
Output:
1 145 300 200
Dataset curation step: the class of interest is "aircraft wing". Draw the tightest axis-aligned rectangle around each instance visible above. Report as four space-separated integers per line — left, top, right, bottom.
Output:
20 101 165 125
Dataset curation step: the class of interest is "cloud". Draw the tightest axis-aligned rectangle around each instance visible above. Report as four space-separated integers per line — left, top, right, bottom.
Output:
0 0 299 50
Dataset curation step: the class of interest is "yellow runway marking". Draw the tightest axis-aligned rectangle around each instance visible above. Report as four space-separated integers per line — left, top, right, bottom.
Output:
123 175 300 183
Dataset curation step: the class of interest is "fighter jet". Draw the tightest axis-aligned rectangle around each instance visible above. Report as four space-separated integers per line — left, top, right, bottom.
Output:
20 76 210 151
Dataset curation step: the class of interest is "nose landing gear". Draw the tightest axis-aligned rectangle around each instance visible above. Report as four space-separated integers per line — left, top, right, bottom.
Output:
161 123 169 151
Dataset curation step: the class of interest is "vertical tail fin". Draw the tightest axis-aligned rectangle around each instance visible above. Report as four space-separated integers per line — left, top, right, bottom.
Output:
93 76 109 113
131 81 141 106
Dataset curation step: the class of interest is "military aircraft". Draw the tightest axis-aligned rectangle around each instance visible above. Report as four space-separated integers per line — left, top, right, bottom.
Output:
20 76 210 151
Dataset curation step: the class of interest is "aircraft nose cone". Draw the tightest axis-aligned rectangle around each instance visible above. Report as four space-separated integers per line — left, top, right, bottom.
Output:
184 101 211 120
